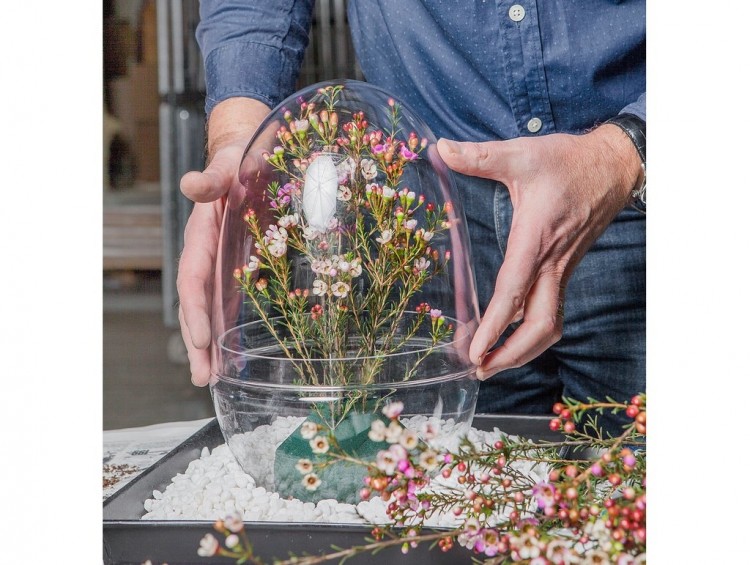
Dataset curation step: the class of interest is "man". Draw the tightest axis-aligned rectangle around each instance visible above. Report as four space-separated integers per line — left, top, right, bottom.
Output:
177 1 646 434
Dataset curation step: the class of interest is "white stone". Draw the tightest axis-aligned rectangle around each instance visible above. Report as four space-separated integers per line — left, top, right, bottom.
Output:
141 418 547 526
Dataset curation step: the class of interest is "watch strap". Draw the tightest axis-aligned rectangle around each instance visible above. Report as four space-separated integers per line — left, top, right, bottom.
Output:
605 113 646 212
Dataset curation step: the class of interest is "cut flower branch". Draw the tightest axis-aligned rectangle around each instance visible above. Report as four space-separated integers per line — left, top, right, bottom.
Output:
199 395 647 564
232 85 455 388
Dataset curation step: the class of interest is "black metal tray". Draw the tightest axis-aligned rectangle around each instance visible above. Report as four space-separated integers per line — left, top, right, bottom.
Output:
103 415 558 564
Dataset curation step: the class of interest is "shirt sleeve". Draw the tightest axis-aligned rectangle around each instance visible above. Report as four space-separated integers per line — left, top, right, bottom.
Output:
620 92 646 123
196 0 314 116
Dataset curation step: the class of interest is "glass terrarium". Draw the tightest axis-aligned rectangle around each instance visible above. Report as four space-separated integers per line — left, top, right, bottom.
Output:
210 80 481 504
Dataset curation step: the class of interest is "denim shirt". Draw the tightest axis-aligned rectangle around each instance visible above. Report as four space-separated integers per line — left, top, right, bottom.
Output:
197 0 645 142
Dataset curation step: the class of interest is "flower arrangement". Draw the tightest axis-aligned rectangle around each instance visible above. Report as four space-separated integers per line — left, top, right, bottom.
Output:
222 83 473 505
198 395 647 564
233 85 455 390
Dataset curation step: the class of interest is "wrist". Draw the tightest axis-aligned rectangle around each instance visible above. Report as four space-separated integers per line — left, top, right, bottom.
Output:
592 122 646 209
207 97 271 162
602 113 647 212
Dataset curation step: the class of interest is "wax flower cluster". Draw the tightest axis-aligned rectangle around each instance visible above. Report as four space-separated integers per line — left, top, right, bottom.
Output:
199 395 647 564
232 85 454 385
344 396 646 563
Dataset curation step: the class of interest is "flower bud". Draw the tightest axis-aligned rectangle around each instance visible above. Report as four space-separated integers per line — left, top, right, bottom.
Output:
409 133 419 151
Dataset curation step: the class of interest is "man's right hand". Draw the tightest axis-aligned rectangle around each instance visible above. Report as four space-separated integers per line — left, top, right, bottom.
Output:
177 98 270 385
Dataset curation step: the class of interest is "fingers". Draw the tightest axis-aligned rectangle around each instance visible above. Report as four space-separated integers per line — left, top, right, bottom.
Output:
176 201 223 385
177 269 211 349
477 272 563 380
180 143 245 203
178 305 211 386
469 222 540 365
436 138 513 181
179 156 236 385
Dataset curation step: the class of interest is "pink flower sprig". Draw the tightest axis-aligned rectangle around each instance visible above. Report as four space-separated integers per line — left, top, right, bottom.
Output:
199 397 646 564
362 397 646 562
368 135 423 189
197 515 257 562
268 181 299 210
237 85 460 390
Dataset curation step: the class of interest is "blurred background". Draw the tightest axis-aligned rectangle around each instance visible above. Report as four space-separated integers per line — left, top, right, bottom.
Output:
103 0 362 429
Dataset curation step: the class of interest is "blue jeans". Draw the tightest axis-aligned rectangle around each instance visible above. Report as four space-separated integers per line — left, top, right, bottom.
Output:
458 173 646 436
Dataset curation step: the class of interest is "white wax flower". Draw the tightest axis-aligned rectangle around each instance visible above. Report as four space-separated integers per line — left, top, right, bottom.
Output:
303 154 339 231
360 158 378 180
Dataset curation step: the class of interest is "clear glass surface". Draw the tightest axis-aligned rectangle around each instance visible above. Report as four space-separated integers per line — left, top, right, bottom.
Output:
209 80 480 503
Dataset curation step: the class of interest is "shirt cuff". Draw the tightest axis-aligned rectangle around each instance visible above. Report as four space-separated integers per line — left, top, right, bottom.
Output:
203 40 299 117
619 92 646 123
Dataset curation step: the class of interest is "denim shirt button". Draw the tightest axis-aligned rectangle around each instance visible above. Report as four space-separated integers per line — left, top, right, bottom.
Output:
509 5 526 22
527 117 542 133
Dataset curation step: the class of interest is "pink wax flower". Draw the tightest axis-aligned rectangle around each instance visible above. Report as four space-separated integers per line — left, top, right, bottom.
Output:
532 482 557 509
383 401 404 419
400 145 418 161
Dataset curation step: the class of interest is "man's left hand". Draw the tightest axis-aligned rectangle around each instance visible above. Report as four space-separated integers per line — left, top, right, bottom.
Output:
437 125 643 379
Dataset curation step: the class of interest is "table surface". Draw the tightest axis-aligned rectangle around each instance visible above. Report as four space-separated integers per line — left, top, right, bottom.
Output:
103 418 214 499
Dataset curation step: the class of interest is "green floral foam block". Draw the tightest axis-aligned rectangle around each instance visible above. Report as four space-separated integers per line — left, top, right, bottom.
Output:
274 409 391 504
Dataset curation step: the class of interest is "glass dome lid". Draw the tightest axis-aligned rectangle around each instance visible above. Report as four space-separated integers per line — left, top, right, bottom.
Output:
210 80 480 385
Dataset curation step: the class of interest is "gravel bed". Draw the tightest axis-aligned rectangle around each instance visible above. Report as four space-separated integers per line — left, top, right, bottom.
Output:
142 416 547 526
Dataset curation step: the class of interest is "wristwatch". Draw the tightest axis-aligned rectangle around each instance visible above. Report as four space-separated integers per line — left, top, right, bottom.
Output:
605 113 646 213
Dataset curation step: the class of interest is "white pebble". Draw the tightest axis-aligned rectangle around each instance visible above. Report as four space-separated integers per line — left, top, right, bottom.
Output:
141 417 547 524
